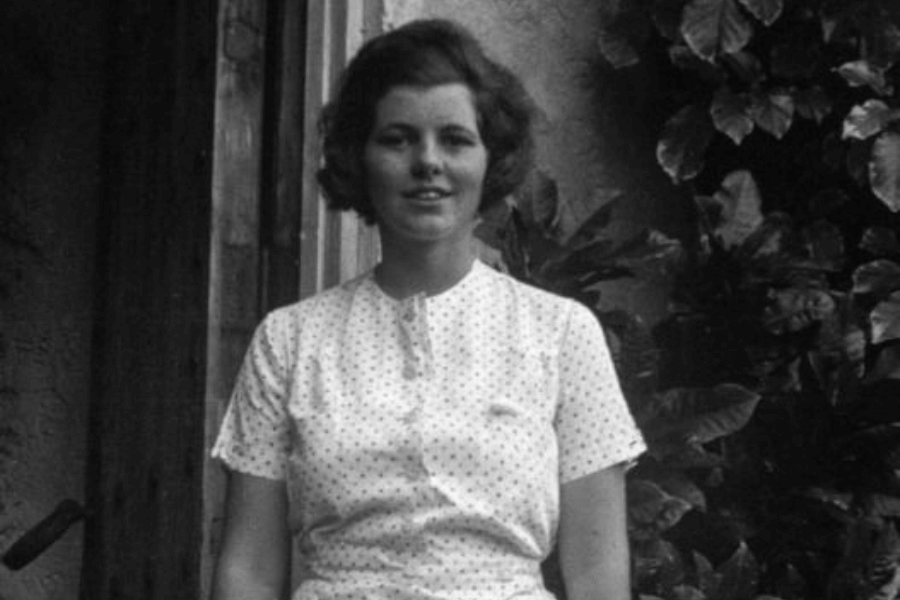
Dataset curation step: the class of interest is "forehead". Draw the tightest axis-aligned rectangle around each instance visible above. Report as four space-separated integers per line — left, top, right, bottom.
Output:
372 83 479 127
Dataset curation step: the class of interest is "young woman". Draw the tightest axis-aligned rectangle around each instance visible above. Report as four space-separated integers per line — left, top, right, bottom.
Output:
210 18 645 600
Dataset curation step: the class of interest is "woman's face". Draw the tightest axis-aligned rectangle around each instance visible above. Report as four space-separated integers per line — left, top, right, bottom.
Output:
363 83 488 248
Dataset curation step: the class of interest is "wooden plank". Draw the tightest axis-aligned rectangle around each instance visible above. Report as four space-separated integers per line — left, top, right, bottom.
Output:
80 1 218 599
299 0 329 298
262 0 307 311
300 0 382 299
201 0 268 598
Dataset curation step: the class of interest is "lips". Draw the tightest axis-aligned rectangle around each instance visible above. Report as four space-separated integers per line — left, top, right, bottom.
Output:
403 187 451 201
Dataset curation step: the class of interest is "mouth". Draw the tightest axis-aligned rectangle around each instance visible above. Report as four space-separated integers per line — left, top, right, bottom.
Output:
402 187 452 201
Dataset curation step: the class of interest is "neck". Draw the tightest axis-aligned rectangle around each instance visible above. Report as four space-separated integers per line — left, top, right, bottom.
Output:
375 237 476 299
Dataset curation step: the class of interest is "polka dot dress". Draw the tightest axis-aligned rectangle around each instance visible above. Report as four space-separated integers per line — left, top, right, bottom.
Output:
212 259 646 600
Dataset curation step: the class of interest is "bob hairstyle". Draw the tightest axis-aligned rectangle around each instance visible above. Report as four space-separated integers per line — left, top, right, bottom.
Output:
317 19 536 224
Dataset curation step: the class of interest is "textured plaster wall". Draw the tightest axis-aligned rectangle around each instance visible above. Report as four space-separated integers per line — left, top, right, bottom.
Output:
0 4 105 599
382 0 687 322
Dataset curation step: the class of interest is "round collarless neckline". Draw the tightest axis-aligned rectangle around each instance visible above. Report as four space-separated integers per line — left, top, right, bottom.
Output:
368 258 487 305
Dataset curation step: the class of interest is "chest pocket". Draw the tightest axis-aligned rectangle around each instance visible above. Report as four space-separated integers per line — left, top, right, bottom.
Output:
476 346 555 417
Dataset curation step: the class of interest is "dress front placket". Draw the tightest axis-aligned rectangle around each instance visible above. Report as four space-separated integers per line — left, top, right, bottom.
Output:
396 294 435 485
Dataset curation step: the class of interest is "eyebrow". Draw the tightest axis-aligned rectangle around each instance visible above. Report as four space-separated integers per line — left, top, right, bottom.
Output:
375 122 480 136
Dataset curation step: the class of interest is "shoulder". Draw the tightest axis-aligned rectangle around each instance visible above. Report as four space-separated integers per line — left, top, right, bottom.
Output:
475 263 590 344
480 262 576 308
255 270 370 348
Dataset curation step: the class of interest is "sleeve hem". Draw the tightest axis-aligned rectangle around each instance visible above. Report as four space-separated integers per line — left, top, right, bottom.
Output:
210 445 287 481
559 438 647 485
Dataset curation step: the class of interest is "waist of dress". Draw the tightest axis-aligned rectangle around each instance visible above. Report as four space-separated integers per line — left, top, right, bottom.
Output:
297 555 551 600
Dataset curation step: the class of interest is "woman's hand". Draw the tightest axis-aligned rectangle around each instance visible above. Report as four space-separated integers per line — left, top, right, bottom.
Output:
211 471 291 600
558 462 631 600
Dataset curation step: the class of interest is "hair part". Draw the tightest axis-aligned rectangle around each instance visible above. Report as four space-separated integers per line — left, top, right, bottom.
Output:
317 19 536 224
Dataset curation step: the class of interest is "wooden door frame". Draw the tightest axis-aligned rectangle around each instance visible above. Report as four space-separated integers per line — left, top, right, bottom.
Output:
202 1 382 596
81 2 218 599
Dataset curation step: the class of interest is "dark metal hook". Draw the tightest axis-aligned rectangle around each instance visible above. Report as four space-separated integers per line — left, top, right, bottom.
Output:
2 499 86 570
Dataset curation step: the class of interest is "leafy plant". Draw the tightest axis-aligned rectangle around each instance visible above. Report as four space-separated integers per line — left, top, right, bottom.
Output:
482 3 900 598
489 161 900 599
597 0 900 215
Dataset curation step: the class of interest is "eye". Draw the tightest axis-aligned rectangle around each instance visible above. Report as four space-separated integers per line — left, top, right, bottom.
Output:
441 129 479 149
444 134 475 147
374 131 410 148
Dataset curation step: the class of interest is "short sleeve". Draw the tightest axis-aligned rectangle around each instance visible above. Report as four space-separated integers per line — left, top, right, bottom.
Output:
555 302 646 483
211 311 293 480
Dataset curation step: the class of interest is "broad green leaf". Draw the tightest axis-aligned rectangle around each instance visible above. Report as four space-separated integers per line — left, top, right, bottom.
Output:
599 7 651 69
712 541 759 600
603 309 660 398
565 189 621 249
711 87 754 144
763 287 836 334
598 32 642 69
515 169 561 234
870 494 900 518
737 0 782 26
627 479 694 536
614 230 686 280
749 89 794 139
871 291 900 344
711 170 764 249
597 27 641 69
664 442 725 468
862 18 900 71
695 551 722 597
652 0 690 41
552 229 684 290
861 524 900 600
672 585 705 600
849 424 900 451
795 86 833 124
842 100 895 140
828 519 885 600
657 104 716 182
847 139 873 188
634 538 685 593
852 260 900 297
867 345 900 382
870 132 900 213
803 220 846 271
802 487 852 513
642 466 708 511
681 0 753 62
859 227 900 257
722 50 764 84
835 60 894 96
772 563 808 600
734 211 795 265
669 44 727 83
647 384 762 446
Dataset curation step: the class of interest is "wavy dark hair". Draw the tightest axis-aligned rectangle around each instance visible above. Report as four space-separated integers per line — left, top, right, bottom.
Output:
317 19 536 224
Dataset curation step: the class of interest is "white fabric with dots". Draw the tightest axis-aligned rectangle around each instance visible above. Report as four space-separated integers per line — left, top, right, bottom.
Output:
212 259 646 600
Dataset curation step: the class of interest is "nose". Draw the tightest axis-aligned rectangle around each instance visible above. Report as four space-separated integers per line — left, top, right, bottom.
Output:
411 139 442 178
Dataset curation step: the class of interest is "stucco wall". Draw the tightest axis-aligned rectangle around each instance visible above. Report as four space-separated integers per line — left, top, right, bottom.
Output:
382 0 686 322
0 4 105 599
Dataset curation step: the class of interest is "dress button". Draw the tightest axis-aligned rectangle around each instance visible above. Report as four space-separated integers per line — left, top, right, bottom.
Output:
403 363 418 379
403 309 415 322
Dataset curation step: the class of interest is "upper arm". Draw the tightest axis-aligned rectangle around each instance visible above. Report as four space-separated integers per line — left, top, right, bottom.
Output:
212 470 291 600
555 303 645 483
558 463 631 600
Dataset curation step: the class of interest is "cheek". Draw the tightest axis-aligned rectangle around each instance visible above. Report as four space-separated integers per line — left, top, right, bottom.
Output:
462 157 489 191
364 153 404 189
